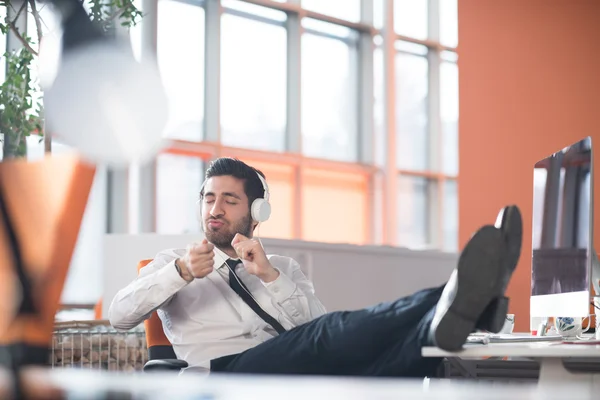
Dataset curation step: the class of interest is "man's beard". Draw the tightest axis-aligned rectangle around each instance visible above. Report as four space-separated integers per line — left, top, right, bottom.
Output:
204 214 253 249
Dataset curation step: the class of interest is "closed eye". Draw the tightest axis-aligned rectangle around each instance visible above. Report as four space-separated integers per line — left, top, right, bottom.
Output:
204 199 237 205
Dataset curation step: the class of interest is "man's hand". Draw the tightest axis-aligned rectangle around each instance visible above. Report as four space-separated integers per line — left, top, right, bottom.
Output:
231 234 280 283
177 239 215 281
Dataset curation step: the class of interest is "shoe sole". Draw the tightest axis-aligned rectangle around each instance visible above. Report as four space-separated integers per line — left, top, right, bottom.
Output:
496 205 523 274
433 225 515 351
481 205 523 333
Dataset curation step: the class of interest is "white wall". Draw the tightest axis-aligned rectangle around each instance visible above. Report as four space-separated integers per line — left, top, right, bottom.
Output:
102 234 457 317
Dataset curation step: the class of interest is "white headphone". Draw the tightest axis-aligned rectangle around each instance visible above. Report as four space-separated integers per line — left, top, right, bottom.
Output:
197 171 271 223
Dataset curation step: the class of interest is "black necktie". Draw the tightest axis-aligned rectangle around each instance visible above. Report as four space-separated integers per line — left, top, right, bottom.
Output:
226 259 286 334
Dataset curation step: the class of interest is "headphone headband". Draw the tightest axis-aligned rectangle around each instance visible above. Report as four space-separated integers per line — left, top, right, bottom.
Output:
255 171 269 202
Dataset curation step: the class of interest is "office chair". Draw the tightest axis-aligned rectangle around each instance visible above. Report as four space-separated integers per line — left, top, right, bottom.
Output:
137 259 188 372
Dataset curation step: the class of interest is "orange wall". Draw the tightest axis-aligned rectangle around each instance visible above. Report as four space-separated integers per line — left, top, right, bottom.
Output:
458 0 600 331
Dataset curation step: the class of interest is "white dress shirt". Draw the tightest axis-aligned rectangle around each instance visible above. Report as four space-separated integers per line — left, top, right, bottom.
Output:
108 246 327 372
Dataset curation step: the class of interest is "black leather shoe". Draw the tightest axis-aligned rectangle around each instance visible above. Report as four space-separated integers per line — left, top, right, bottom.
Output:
429 205 523 351
476 205 523 333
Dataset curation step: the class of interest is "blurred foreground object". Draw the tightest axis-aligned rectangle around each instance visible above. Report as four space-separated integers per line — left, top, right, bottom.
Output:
41 0 168 167
0 154 95 397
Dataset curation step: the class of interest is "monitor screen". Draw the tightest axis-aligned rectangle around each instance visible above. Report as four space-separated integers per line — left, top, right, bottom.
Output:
530 137 593 318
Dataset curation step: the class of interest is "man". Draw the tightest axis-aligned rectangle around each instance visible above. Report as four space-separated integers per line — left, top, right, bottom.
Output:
109 157 523 377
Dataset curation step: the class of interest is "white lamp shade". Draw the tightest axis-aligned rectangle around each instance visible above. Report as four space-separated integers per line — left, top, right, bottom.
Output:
42 41 168 167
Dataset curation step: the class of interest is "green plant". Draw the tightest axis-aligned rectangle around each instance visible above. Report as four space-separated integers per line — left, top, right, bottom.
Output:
0 0 142 159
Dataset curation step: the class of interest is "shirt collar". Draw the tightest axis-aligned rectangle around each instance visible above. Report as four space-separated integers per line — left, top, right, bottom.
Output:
212 245 238 270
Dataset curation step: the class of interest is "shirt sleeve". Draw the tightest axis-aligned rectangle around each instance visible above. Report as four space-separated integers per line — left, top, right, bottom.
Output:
108 249 190 331
261 256 327 327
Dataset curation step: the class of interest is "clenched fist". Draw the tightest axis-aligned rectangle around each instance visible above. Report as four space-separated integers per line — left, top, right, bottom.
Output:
232 234 279 283
176 239 215 282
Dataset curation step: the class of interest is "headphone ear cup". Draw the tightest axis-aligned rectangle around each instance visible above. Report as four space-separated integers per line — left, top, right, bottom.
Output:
251 198 271 223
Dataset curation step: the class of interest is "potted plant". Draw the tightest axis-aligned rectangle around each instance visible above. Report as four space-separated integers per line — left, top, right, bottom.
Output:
0 0 142 160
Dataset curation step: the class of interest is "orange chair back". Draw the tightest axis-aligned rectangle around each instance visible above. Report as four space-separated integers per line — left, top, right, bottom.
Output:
137 259 175 359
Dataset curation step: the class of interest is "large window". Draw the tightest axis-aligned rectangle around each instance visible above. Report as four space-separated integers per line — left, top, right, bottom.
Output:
394 0 428 40
397 176 430 249
156 153 204 234
301 19 358 161
239 159 295 240
220 4 287 151
149 0 459 251
157 0 205 141
395 42 429 171
301 0 360 23
302 169 368 244
129 0 143 61
441 52 459 176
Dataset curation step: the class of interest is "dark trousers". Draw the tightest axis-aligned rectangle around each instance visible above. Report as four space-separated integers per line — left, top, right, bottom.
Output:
210 285 444 377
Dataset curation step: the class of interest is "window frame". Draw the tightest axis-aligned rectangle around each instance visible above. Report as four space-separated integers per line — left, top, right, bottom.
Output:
143 0 459 250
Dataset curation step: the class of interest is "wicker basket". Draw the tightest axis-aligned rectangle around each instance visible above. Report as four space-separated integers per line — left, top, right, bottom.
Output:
51 320 147 372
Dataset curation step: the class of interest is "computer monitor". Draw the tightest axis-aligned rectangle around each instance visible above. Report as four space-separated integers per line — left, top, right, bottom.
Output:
530 137 593 318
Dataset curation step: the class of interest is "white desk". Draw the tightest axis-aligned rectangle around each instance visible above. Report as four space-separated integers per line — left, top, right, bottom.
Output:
423 340 600 387
21 368 600 399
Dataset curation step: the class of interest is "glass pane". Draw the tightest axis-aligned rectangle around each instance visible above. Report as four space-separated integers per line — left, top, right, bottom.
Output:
25 136 45 161
158 1 205 141
440 0 458 48
532 168 547 250
394 0 428 40
441 61 458 176
26 3 59 118
156 153 204 234
1 7 6 82
238 160 294 240
397 176 430 249
82 0 95 15
443 180 458 252
395 41 428 55
577 170 591 249
373 46 385 169
26 136 74 161
373 34 383 47
302 18 355 39
221 14 287 152
302 33 357 161
302 0 361 23
302 169 367 245
373 0 384 29
130 0 143 62
222 0 287 21
27 2 60 43
441 50 458 62
395 52 429 170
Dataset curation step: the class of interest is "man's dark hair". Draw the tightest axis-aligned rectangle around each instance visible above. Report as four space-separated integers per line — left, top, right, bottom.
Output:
201 158 266 207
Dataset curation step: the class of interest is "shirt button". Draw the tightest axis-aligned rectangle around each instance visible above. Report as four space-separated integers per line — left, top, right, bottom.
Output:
273 287 279 293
